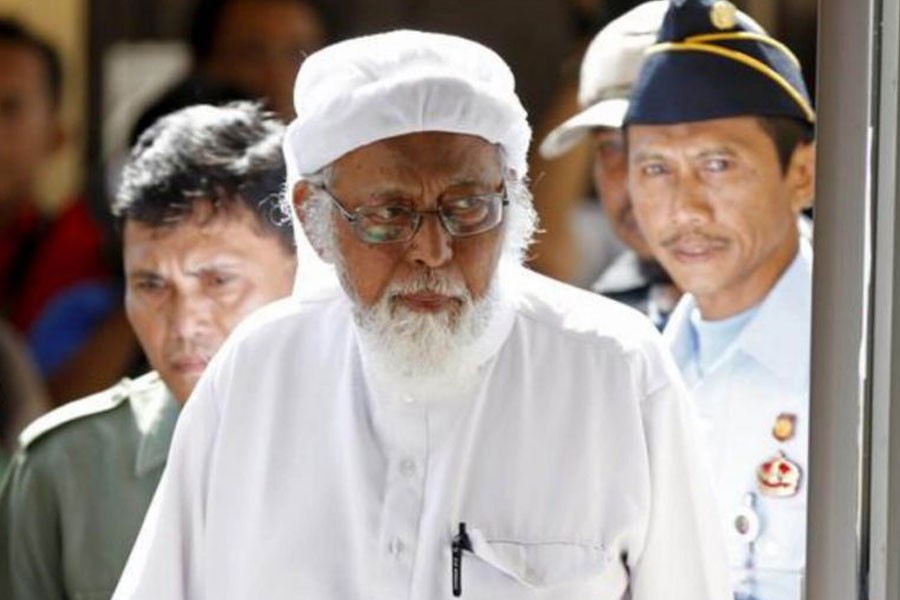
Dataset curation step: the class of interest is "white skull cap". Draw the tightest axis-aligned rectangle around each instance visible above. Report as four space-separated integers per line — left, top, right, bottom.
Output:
283 29 532 187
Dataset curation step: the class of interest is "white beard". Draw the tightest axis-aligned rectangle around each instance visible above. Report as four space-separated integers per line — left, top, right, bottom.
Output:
352 270 497 398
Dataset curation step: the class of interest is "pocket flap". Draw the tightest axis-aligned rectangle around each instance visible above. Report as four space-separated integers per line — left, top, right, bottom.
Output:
467 528 609 588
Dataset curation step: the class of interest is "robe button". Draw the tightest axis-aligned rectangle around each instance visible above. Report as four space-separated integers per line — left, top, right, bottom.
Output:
388 537 406 556
399 458 417 478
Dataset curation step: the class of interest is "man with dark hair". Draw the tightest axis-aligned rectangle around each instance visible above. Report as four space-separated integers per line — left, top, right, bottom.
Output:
135 0 330 131
0 101 296 600
624 1 816 598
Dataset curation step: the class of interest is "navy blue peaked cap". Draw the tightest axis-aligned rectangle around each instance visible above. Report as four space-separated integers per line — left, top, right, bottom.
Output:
624 0 815 128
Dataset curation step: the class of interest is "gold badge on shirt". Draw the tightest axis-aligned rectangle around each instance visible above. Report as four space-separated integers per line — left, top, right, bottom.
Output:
710 0 738 30
757 451 802 498
772 413 797 442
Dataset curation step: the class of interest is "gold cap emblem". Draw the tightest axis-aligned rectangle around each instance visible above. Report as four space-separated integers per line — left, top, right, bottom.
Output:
710 0 738 30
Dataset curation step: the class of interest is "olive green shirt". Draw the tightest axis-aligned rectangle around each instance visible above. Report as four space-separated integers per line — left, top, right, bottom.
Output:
0 372 178 600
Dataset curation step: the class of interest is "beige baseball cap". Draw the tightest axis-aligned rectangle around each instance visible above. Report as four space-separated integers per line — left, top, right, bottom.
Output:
539 1 668 159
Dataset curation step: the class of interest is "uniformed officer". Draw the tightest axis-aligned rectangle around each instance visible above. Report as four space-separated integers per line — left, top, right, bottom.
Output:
623 1 816 599
0 101 297 599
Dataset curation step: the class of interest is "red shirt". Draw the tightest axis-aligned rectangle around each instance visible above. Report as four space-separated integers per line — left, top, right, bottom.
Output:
0 199 111 332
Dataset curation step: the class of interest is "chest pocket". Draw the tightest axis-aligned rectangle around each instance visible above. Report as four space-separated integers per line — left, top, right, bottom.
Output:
755 495 806 569
459 527 624 599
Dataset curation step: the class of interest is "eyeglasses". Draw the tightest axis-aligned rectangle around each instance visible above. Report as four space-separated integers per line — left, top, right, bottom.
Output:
325 187 509 244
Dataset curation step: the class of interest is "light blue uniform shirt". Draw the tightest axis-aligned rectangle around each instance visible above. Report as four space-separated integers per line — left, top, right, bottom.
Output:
664 239 812 600
691 305 760 376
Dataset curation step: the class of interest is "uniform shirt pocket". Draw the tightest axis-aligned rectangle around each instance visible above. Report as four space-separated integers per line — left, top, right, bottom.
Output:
755 496 806 573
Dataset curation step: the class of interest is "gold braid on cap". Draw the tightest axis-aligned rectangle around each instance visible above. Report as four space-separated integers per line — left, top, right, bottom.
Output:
685 32 802 68
646 35 815 124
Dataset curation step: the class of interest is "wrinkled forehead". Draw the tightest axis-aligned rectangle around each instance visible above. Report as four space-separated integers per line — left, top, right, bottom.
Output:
122 201 278 256
626 116 773 155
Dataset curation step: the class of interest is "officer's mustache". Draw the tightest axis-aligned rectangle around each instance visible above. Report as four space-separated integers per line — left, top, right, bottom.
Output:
660 229 730 249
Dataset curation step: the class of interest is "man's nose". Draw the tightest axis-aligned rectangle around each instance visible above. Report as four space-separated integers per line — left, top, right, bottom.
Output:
406 213 454 268
669 173 713 225
167 292 209 341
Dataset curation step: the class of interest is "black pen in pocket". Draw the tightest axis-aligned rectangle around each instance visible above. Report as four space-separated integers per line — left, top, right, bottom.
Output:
451 522 472 597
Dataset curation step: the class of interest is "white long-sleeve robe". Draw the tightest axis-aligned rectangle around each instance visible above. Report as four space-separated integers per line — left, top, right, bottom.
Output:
113 264 731 600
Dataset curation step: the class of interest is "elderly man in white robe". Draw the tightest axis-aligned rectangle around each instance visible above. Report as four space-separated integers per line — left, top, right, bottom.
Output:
113 30 731 600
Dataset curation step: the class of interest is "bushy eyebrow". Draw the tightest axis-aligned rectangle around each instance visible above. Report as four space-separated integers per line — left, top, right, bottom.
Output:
631 144 740 164
360 176 499 202
446 175 496 187
696 146 738 159
185 262 242 277
630 149 668 163
127 258 244 282
363 183 413 197
127 268 163 281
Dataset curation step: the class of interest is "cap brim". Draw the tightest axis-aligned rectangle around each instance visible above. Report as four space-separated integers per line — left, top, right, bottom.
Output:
538 98 630 159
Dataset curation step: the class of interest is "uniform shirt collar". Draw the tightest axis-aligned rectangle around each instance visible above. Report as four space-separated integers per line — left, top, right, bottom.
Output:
130 372 181 477
734 239 812 389
664 238 812 390
690 303 759 375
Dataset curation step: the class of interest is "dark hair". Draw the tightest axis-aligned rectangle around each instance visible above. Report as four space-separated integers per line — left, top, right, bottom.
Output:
189 0 334 63
755 116 815 174
114 101 294 251
0 18 63 108
129 75 251 145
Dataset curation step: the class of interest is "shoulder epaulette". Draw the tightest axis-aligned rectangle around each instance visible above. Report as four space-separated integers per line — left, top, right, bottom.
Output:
126 371 163 396
17 377 136 449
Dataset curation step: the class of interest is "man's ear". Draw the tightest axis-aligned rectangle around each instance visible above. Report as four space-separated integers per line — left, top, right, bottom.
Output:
292 181 330 262
787 142 816 212
292 181 311 227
